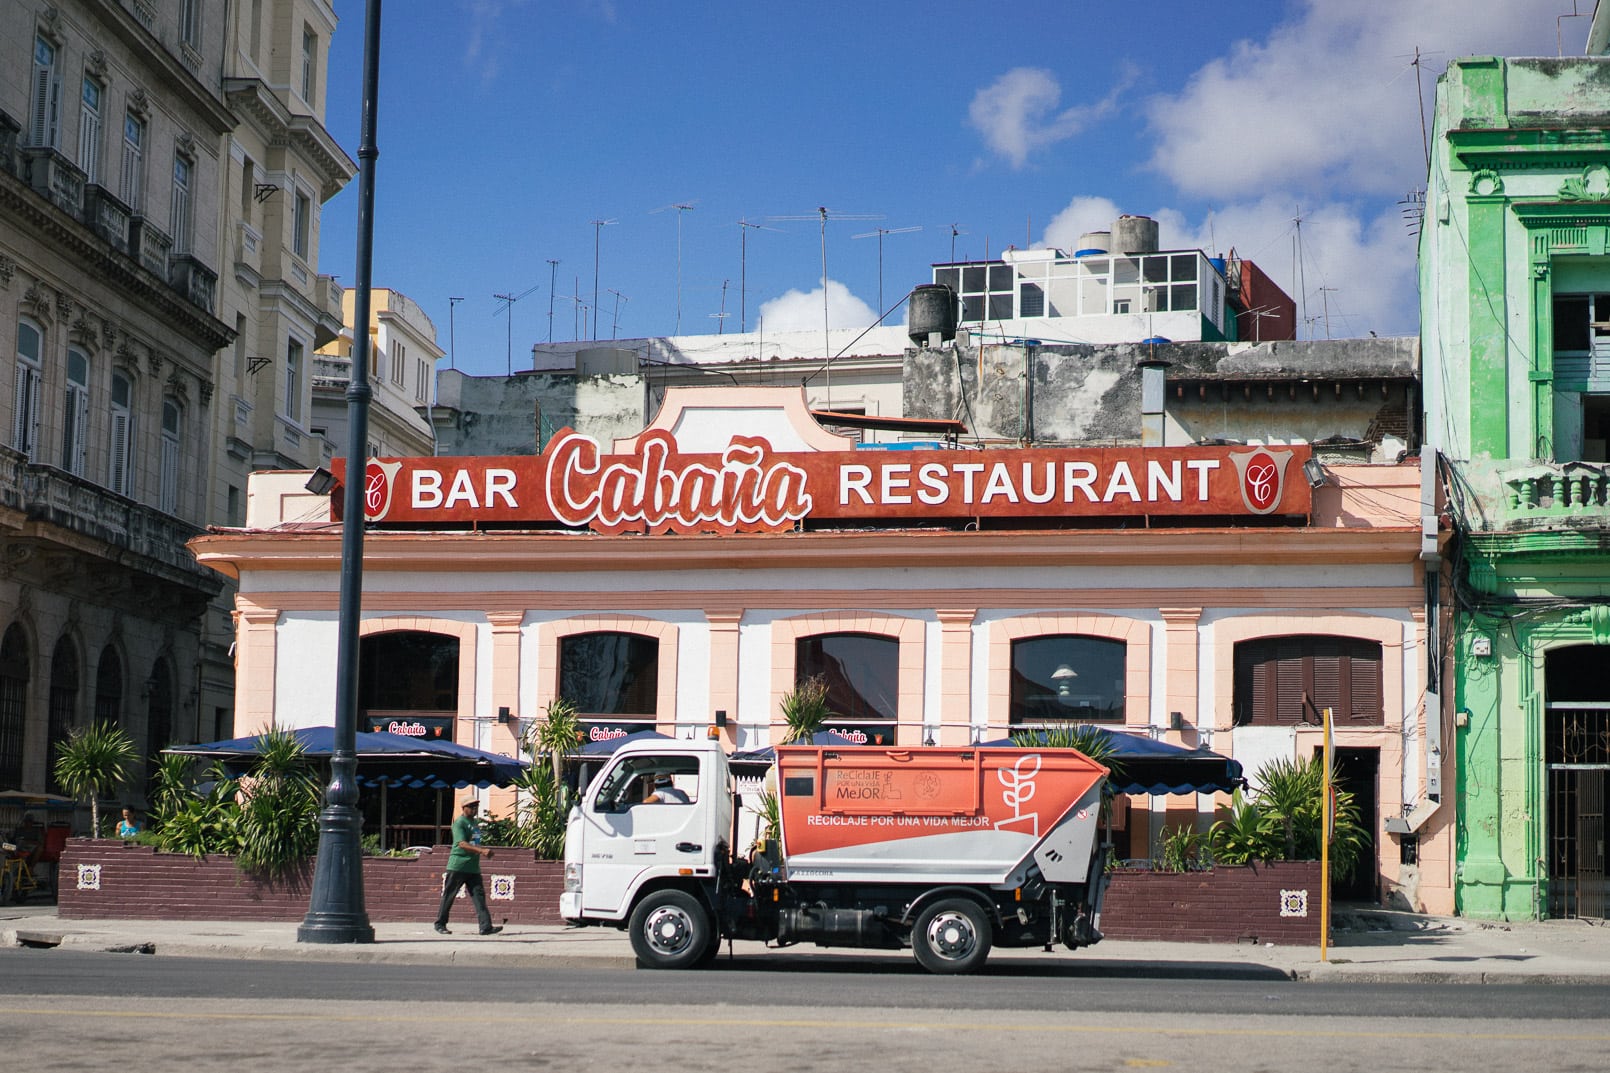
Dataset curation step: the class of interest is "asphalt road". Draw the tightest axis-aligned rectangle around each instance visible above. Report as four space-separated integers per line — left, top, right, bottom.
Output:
5 951 1609 1072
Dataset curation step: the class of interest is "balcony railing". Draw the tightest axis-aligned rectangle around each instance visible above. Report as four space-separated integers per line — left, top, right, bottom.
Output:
82 184 132 253
1500 461 1610 526
169 254 217 314
128 215 171 278
20 146 85 216
235 221 261 276
0 448 215 585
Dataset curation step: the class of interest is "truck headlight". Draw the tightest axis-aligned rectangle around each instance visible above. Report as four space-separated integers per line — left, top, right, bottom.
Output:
564 862 582 892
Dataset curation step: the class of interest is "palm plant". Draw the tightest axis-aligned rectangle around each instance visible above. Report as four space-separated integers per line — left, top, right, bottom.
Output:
234 726 321 878
527 697 581 786
52 722 138 838
779 676 831 744
1207 788 1275 866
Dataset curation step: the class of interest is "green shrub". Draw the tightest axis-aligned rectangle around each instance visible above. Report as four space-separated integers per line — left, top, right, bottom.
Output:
1157 824 1212 872
1208 754 1365 882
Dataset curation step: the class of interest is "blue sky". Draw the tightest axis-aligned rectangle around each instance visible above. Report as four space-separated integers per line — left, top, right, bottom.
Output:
319 0 1582 378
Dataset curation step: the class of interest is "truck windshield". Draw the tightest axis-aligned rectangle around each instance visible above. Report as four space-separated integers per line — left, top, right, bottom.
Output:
593 756 699 809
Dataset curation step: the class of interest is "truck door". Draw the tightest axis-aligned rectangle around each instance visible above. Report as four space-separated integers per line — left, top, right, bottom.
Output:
579 754 707 916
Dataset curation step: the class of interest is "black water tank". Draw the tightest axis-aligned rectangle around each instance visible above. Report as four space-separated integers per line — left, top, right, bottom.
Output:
907 283 958 346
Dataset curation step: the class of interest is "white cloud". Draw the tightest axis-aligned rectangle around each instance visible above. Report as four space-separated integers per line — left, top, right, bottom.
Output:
1040 196 1125 252
969 67 1123 169
757 280 878 333
1145 0 1564 199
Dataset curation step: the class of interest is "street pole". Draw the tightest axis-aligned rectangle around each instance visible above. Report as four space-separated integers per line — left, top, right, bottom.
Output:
298 0 381 944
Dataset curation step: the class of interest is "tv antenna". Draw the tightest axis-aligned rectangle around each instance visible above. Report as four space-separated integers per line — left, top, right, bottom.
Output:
738 218 783 333
651 201 697 333
589 219 617 340
447 296 464 370
947 223 970 263
545 259 559 343
709 279 730 335
606 288 629 340
767 207 882 405
853 225 922 313
492 282 540 375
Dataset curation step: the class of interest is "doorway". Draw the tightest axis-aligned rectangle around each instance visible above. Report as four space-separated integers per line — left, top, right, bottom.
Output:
1330 747 1380 903
359 630 461 849
1544 645 1609 920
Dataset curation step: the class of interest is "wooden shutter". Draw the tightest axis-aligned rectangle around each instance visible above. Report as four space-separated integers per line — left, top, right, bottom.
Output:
109 406 130 495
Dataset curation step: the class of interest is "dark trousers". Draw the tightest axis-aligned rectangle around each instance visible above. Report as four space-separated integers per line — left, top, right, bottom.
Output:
435 869 493 931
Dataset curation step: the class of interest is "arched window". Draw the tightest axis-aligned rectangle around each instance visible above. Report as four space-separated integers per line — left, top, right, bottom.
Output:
1010 635 1127 725
1233 635 1384 726
560 632 659 723
796 632 898 741
95 646 124 730
63 347 90 476
47 637 80 793
0 625 29 789
13 319 43 458
108 373 132 496
159 399 181 514
359 631 460 739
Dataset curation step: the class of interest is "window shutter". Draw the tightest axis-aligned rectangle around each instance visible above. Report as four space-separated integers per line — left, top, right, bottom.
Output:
159 433 179 514
30 65 53 146
1347 643 1383 724
109 408 129 495
12 364 39 457
1273 638 1306 723
78 106 100 183
72 386 89 475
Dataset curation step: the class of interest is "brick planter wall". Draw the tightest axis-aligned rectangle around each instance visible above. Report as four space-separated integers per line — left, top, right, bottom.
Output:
57 839 566 925
57 840 1323 944
1100 861 1326 945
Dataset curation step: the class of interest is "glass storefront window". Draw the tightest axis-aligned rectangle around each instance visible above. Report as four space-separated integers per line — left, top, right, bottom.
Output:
1010 635 1126 724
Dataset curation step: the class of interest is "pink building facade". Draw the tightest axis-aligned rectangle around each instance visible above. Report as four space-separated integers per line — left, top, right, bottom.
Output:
192 388 1452 913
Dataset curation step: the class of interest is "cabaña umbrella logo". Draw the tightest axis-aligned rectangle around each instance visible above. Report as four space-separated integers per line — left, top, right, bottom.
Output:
364 459 403 521
1227 448 1293 515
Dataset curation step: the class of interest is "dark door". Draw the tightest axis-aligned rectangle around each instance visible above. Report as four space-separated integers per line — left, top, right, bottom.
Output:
1544 645 1610 920
1332 747 1379 903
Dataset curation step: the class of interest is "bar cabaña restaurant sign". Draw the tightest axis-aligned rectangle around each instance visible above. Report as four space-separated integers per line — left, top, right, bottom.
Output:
333 430 1311 535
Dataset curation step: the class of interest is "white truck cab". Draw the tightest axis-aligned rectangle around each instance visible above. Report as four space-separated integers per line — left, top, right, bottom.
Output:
561 738 733 923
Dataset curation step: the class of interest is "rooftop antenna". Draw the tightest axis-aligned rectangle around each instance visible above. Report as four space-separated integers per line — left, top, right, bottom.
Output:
1318 285 1337 339
768 207 882 407
651 201 697 334
852 225 922 313
948 223 969 263
709 279 730 335
492 282 540 375
607 288 629 339
589 218 617 340
447 296 464 370
738 217 783 333
545 259 559 343
1292 206 1308 341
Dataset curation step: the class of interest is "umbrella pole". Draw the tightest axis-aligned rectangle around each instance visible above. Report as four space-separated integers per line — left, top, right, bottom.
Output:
380 781 388 852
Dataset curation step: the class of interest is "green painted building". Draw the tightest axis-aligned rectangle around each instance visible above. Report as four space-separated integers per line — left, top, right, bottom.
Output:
1421 41 1610 920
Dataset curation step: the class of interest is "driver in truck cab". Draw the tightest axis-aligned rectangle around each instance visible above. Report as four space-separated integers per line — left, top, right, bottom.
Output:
641 772 690 804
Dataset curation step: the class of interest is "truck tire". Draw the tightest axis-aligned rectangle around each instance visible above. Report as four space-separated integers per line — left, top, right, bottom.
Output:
628 890 712 970
912 898 992 975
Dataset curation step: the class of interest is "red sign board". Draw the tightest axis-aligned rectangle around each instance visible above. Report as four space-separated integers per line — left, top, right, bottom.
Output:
333 431 1310 534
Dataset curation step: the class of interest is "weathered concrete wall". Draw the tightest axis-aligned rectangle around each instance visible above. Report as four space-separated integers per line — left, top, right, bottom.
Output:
435 370 644 455
903 337 1417 448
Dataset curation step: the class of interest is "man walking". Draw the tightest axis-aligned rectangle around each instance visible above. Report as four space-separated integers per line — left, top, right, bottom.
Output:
434 799 503 936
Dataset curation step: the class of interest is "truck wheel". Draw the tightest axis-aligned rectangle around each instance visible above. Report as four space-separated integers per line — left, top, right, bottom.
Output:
628 890 712 970
912 898 992 975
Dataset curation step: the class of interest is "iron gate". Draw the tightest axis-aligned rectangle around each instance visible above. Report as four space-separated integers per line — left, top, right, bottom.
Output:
1545 703 1609 919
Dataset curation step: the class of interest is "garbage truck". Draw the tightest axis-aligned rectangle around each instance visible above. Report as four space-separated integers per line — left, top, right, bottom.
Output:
560 736 1111 974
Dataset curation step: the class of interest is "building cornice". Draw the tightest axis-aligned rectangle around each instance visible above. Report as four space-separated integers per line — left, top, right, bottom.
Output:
190 525 1422 581
0 173 233 351
85 0 236 134
223 79 356 200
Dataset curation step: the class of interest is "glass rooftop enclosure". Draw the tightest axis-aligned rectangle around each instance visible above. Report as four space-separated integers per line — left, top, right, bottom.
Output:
933 247 1230 345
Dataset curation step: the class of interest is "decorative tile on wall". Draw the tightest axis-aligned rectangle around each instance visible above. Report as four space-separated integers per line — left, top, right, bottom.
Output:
1279 889 1309 917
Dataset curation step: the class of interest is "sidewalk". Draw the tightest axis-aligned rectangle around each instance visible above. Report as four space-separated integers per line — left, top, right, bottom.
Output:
3 902 1608 984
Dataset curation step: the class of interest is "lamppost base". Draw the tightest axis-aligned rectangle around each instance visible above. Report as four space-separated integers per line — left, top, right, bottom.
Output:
297 802 375 944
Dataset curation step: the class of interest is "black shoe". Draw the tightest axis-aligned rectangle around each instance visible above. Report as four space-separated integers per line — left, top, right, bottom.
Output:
479 925 503 936
434 924 451 934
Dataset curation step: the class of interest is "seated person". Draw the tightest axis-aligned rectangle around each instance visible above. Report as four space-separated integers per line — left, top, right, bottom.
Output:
8 813 42 866
116 807 140 839
641 773 690 805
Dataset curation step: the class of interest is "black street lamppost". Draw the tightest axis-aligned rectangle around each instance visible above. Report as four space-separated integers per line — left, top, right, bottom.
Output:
298 0 383 944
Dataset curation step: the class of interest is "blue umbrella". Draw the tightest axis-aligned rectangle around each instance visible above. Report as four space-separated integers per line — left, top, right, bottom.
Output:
977 727 1244 796
165 726 530 789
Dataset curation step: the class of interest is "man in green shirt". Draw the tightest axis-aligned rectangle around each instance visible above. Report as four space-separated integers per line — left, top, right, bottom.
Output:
433 799 502 935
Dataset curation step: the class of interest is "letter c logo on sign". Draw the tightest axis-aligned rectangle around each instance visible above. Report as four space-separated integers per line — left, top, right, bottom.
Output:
364 459 403 521
1228 448 1292 516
